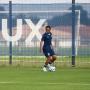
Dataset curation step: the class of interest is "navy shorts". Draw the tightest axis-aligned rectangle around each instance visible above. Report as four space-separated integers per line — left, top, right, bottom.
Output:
43 46 55 57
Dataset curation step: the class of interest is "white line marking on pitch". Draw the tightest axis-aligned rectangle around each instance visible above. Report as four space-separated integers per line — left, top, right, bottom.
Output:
0 82 90 86
38 82 90 86
0 82 16 84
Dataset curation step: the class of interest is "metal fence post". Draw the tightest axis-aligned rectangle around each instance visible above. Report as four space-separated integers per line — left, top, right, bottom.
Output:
9 1 12 64
72 0 76 66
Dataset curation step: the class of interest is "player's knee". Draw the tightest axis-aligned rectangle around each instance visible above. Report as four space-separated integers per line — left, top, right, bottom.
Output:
50 56 53 60
47 56 53 60
53 56 57 61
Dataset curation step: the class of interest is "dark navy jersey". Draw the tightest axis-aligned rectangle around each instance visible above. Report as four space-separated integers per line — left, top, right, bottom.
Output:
41 32 52 47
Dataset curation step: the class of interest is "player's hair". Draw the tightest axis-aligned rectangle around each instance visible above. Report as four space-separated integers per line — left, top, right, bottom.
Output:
45 25 51 30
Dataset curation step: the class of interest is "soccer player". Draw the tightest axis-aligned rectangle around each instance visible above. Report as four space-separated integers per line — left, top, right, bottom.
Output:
40 26 57 72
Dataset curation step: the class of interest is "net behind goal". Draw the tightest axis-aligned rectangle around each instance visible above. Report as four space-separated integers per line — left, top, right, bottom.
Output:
0 3 81 66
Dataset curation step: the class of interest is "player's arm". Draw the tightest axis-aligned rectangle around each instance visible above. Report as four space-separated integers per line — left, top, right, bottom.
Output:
50 33 54 49
40 40 43 53
40 34 44 53
50 43 54 50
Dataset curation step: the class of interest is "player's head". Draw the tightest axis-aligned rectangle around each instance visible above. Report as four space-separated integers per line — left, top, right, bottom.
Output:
45 25 51 32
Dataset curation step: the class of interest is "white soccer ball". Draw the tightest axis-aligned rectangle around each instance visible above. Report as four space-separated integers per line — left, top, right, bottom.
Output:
49 66 56 72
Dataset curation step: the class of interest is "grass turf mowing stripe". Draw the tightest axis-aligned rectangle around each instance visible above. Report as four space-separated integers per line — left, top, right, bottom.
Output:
0 82 90 86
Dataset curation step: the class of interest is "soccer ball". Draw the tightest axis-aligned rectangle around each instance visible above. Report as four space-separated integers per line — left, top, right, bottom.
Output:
42 66 56 72
49 66 56 72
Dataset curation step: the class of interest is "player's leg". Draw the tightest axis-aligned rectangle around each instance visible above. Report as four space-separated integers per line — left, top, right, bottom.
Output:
43 55 57 72
43 48 53 66
45 55 56 66
42 48 51 71
44 49 56 67
44 56 53 66
44 56 57 72
43 56 53 70
51 55 57 63
48 49 57 71
42 48 56 71
50 48 57 63
42 50 52 71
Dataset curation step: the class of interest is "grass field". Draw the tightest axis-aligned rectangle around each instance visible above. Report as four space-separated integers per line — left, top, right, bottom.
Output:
0 67 90 90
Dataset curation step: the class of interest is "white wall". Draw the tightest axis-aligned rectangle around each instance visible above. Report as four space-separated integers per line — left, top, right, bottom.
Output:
0 0 90 4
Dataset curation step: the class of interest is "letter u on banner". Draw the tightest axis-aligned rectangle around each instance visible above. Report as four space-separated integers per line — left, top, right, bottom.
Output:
2 19 22 42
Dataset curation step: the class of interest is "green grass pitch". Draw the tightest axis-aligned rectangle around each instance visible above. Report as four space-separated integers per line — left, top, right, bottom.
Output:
0 67 90 90
0 55 90 90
